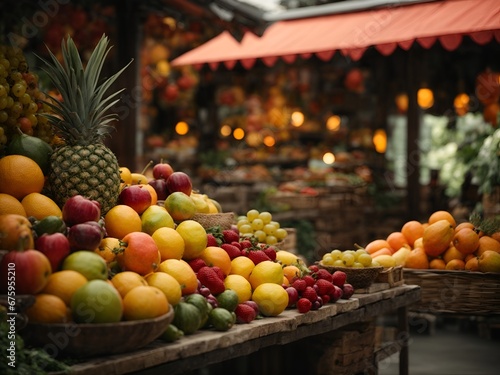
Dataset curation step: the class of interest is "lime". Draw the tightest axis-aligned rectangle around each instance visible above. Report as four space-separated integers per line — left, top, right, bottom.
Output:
216 289 239 312
160 324 184 342
209 307 235 331
33 215 67 237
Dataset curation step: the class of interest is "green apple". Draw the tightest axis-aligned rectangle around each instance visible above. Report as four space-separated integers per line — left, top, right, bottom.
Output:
71 279 123 323
62 251 108 280
141 205 175 235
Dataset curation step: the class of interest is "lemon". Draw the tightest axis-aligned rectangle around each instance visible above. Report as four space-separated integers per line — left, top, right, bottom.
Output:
230 256 255 280
146 271 182 306
251 283 288 316
152 227 185 261
175 220 207 260
224 274 252 303
248 260 283 290
275 250 302 266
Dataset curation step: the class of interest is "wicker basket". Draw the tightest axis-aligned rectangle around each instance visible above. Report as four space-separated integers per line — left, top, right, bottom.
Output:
376 266 404 287
316 262 383 289
191 212 235 230
403 269 500 315
21 309 174 358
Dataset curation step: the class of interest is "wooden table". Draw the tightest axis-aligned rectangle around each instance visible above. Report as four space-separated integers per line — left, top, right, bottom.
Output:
59 284 421 375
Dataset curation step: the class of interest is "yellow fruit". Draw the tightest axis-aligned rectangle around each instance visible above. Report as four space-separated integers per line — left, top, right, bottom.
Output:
223 274 252 303
122 285 169 321
251 283 288 317
230 256 255 280
164 192 197 222
131 172 149 185
392 247 411 267
248 260 284 290
119 167 132 185
199 246 232 276
152 227 185 261
191 194 210 213
478 250 500 273
146 272 182 306
0 214 34 250
104 204 142 239
158 258 198 295
372 254 397 268
25 294 71 323
41 270 88 306
0 154 45 200
95 237 120 264
141 205 175 235
176 220 208 260
111 271 148 298
275 250 302 267
0 193 26 216
21 193 62 220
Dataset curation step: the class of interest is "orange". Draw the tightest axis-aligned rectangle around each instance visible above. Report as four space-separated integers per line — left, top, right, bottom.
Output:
445 259 465 270
0 154 45 199
248 260 284 290
369 247 392 258
176 220 208 260
158 258 198 295
163 191 197 222
152 227 185 261
41 270 88 306
251 283 288 317
386 231 409 253
223 274 252 303
199 246 232 276
122 285 169 320
401 220 424 247
25 293 71 323
442 246 465 264
111 271 148 298
104 204 142 239
282 265 301 283
455 222 475 233
476 236 500 256
453 227 479 255
94 237 120 264
429 258 446 270
145 272 182 306
404 247 429 269
116 232 161 276
465 256 479 271
21 192 62 220
230 256 255 280
364 239 391 255
0 214 34 250
142 183 158 205
491 232 500 243
428 210 456 229
0 193 26 216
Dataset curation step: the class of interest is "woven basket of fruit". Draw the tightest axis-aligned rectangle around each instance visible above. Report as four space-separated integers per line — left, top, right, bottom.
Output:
403 269 500 315
191 212 235 230
21 308 174 358
316 262 383 289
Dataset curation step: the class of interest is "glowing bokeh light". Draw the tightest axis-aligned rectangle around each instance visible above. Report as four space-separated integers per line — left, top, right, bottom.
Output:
263 135 275 147
291 111 304 127
326 115 341 131
323 152 335 164
175 121 189 135
220 124 232 137
373 129 387 153
233 127 245 140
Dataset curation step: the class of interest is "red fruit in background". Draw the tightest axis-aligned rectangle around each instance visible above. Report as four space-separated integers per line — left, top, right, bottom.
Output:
0 249 52 294
245 250 271 265
67 222 105 251
308 265 319 273
291 278 307 293
118 185 152 214
315 269 333 283
286 286 299 308
197 266 225 295
166 171 192 195
263 247 277 261
331 285 343 302
331 271 347 287
148 179 169 201
302 275 316 287
242 300 260 314
235 303 257 323
62 195 101 227
207 234 220 247
342 283 355 299
222 229 239 244
152 162 174 180
221 243 241 259
188 258 207 273
35 233 70 271
297 298 312 313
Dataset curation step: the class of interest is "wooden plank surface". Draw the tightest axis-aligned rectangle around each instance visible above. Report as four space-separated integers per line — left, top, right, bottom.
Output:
59 285 421 375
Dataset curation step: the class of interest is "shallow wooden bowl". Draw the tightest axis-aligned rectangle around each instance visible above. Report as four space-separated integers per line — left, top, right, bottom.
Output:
21 308 174 358
316 262 383 289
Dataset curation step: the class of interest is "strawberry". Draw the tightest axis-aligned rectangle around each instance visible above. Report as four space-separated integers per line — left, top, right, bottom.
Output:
239 239 253 249
222 229 239 244
221 243 242 259
291 278 307 293
297 298 312 313
302 286 318 303
212 265 226 280
308 264 319 273
315 269 333 283
303 275 316 287
321 294 331 304
314 279 335 297
235 303 257 323
188 258 208 273
263 247 277 261
207 233 220 247
231 241 242 250
197 266 225 295
245 250 271 265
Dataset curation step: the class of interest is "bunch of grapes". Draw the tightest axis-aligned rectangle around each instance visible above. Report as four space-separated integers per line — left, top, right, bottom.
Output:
0 45 54 147
321 248 374 268
236 209 288 245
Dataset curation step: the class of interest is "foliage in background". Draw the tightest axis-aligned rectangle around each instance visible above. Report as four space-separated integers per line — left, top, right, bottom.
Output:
472 127 500 195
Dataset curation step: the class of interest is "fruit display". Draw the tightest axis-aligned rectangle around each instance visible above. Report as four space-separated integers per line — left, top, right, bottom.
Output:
361 210 500 273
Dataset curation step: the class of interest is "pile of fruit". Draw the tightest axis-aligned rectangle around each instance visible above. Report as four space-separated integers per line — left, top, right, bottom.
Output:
361 210 500 273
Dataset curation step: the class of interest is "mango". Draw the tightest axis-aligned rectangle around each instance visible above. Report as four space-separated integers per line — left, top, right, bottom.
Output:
392 247 411 267
478 250 500 273
372 254 396 268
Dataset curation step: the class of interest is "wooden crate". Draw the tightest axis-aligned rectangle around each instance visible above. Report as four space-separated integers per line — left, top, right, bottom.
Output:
376 266 404 288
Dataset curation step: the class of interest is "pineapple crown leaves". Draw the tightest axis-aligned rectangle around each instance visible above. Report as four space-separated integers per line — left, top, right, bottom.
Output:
37 34 133 145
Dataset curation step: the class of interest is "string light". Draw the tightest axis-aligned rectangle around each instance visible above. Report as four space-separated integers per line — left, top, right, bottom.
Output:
175 121 189 135
373 129 387 153
323 152 335 164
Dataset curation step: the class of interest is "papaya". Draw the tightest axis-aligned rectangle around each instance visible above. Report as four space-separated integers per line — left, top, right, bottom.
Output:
422 220 454 257
172 302 202 335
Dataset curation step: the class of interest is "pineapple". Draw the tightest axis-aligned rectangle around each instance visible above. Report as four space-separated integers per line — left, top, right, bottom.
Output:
38 35 131 214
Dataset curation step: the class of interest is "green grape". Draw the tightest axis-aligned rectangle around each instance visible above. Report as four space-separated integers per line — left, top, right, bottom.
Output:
352 262 364 268
263 223 276 236
246 209 260 221
269 220 280 229
265 235 278 245
0 84 6 97
341 253 355 267
275 228 287 241
330 249 342 260
254 230 266 243
238 224 253 234
258 211 272 224
11 82 26 97
333 259 345 267
357 253 373 267
322 253 334 265
251 218 264 231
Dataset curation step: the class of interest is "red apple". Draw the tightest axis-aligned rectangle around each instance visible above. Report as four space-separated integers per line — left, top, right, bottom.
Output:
286 286 299 308
331 270 347 287
62 195 101 227
0 249 52 294
341 283 355 299
35 233 70 272
148 178 169 201
153 162 174 180
67 222 106 251
166 171 192 195
118 184 152 214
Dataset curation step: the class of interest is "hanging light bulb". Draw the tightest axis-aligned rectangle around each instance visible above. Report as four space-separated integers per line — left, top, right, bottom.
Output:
175 121 189 135
326 115 341 131
417 88 434 109
263 135 275 147
373 129 387 153
454 93 470 116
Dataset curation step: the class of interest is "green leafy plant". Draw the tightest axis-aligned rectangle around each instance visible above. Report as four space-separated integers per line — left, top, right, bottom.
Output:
471 127 500 195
